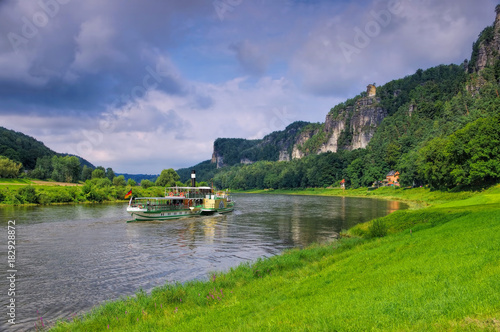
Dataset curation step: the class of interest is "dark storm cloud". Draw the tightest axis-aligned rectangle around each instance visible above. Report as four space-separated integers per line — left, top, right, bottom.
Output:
0 0 210 115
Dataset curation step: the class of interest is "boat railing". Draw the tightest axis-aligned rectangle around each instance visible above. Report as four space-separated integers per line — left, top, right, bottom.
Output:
163 192 209 199
131 204 195 212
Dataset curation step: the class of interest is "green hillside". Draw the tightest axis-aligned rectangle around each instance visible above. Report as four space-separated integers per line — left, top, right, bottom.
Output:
0 126 56 170
0 127 95 171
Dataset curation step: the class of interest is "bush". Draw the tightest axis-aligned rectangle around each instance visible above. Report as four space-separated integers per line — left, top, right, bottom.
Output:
86 188 103 203
18 186 39 204
95 178 112 188
367 218 388 238
141 179 154 189
0 156 22 178
113 175 126 187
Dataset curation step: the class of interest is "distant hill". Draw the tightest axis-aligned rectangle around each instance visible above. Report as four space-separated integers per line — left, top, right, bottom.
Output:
59 153 95 170
115 173 158 183
0 126 95 170
210 121 311 168
175 121 311 183
176 160 217 183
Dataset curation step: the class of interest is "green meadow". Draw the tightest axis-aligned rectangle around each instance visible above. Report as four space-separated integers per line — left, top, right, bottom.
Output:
45 186 500 331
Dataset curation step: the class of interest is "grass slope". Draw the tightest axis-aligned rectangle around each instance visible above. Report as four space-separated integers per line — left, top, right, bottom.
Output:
48 186 500 331
239 187 480 208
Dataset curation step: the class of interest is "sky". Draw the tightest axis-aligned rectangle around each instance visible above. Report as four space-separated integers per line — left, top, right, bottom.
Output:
0 0 496 173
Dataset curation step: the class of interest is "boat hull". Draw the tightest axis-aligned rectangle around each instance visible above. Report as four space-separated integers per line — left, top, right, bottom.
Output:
127 208 201 222
200 205 235 215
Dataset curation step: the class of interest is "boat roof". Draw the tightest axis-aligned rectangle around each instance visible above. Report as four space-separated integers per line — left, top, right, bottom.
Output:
134 197 188 200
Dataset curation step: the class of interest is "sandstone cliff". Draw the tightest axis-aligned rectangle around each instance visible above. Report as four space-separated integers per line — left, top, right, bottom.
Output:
349 97 387 150
470 5 500 73
292 90 387 158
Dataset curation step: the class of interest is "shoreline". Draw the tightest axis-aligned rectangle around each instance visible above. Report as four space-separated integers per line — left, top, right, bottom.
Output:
47 184 500 331
0 199 129 208
232 186 477 209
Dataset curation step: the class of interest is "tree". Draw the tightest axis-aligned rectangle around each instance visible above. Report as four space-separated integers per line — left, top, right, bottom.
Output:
81 165 93 181
346 158 364 188
155 168 180 187
0 156 22 178
113 175 126 187
127 178 137 186
92 168 106 179
106 168 115 181
66 156 81 183
32 156 53 179
417 137 451 189
95 178 112 188
49 156 81 183
141 179 154 189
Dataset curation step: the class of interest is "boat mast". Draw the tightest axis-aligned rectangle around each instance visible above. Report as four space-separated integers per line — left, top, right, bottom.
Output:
191 170 196 187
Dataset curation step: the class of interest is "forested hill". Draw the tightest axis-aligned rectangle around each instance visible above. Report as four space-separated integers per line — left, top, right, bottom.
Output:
211 121 311 167
186 7 500 191
0 126 94 170
176 121 311 182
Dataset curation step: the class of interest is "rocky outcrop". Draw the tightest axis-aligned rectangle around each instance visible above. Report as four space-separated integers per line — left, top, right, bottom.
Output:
350 97 387 150
366 84 377 97
298 96 387 157
291 129 318 159
211 151 224 168
472 6 500 72
279 150 290 161
318 108 350 153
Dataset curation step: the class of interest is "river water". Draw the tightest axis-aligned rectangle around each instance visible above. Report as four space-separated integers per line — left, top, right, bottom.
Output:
0 194 405 331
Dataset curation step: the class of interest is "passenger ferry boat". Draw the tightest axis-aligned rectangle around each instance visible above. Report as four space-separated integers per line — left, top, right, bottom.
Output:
126 185 234 222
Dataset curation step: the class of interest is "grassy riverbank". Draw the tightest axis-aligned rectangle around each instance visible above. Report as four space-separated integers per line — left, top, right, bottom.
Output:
0 178 163 206
236 186 479 208
48 186 500 331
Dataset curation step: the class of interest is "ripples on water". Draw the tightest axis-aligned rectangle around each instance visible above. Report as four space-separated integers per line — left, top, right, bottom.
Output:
0 194 405 331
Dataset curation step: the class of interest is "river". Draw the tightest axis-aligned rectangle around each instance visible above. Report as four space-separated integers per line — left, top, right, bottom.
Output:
0 194 406 331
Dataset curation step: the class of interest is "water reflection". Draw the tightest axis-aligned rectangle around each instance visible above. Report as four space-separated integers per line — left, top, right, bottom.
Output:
0 194 405 331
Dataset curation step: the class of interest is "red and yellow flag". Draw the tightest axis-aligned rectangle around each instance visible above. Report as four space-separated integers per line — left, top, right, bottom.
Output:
125 190 133 199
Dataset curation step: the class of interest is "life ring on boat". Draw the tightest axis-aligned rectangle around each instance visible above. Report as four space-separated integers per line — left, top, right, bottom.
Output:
169 192 173 196
138 204 144 209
